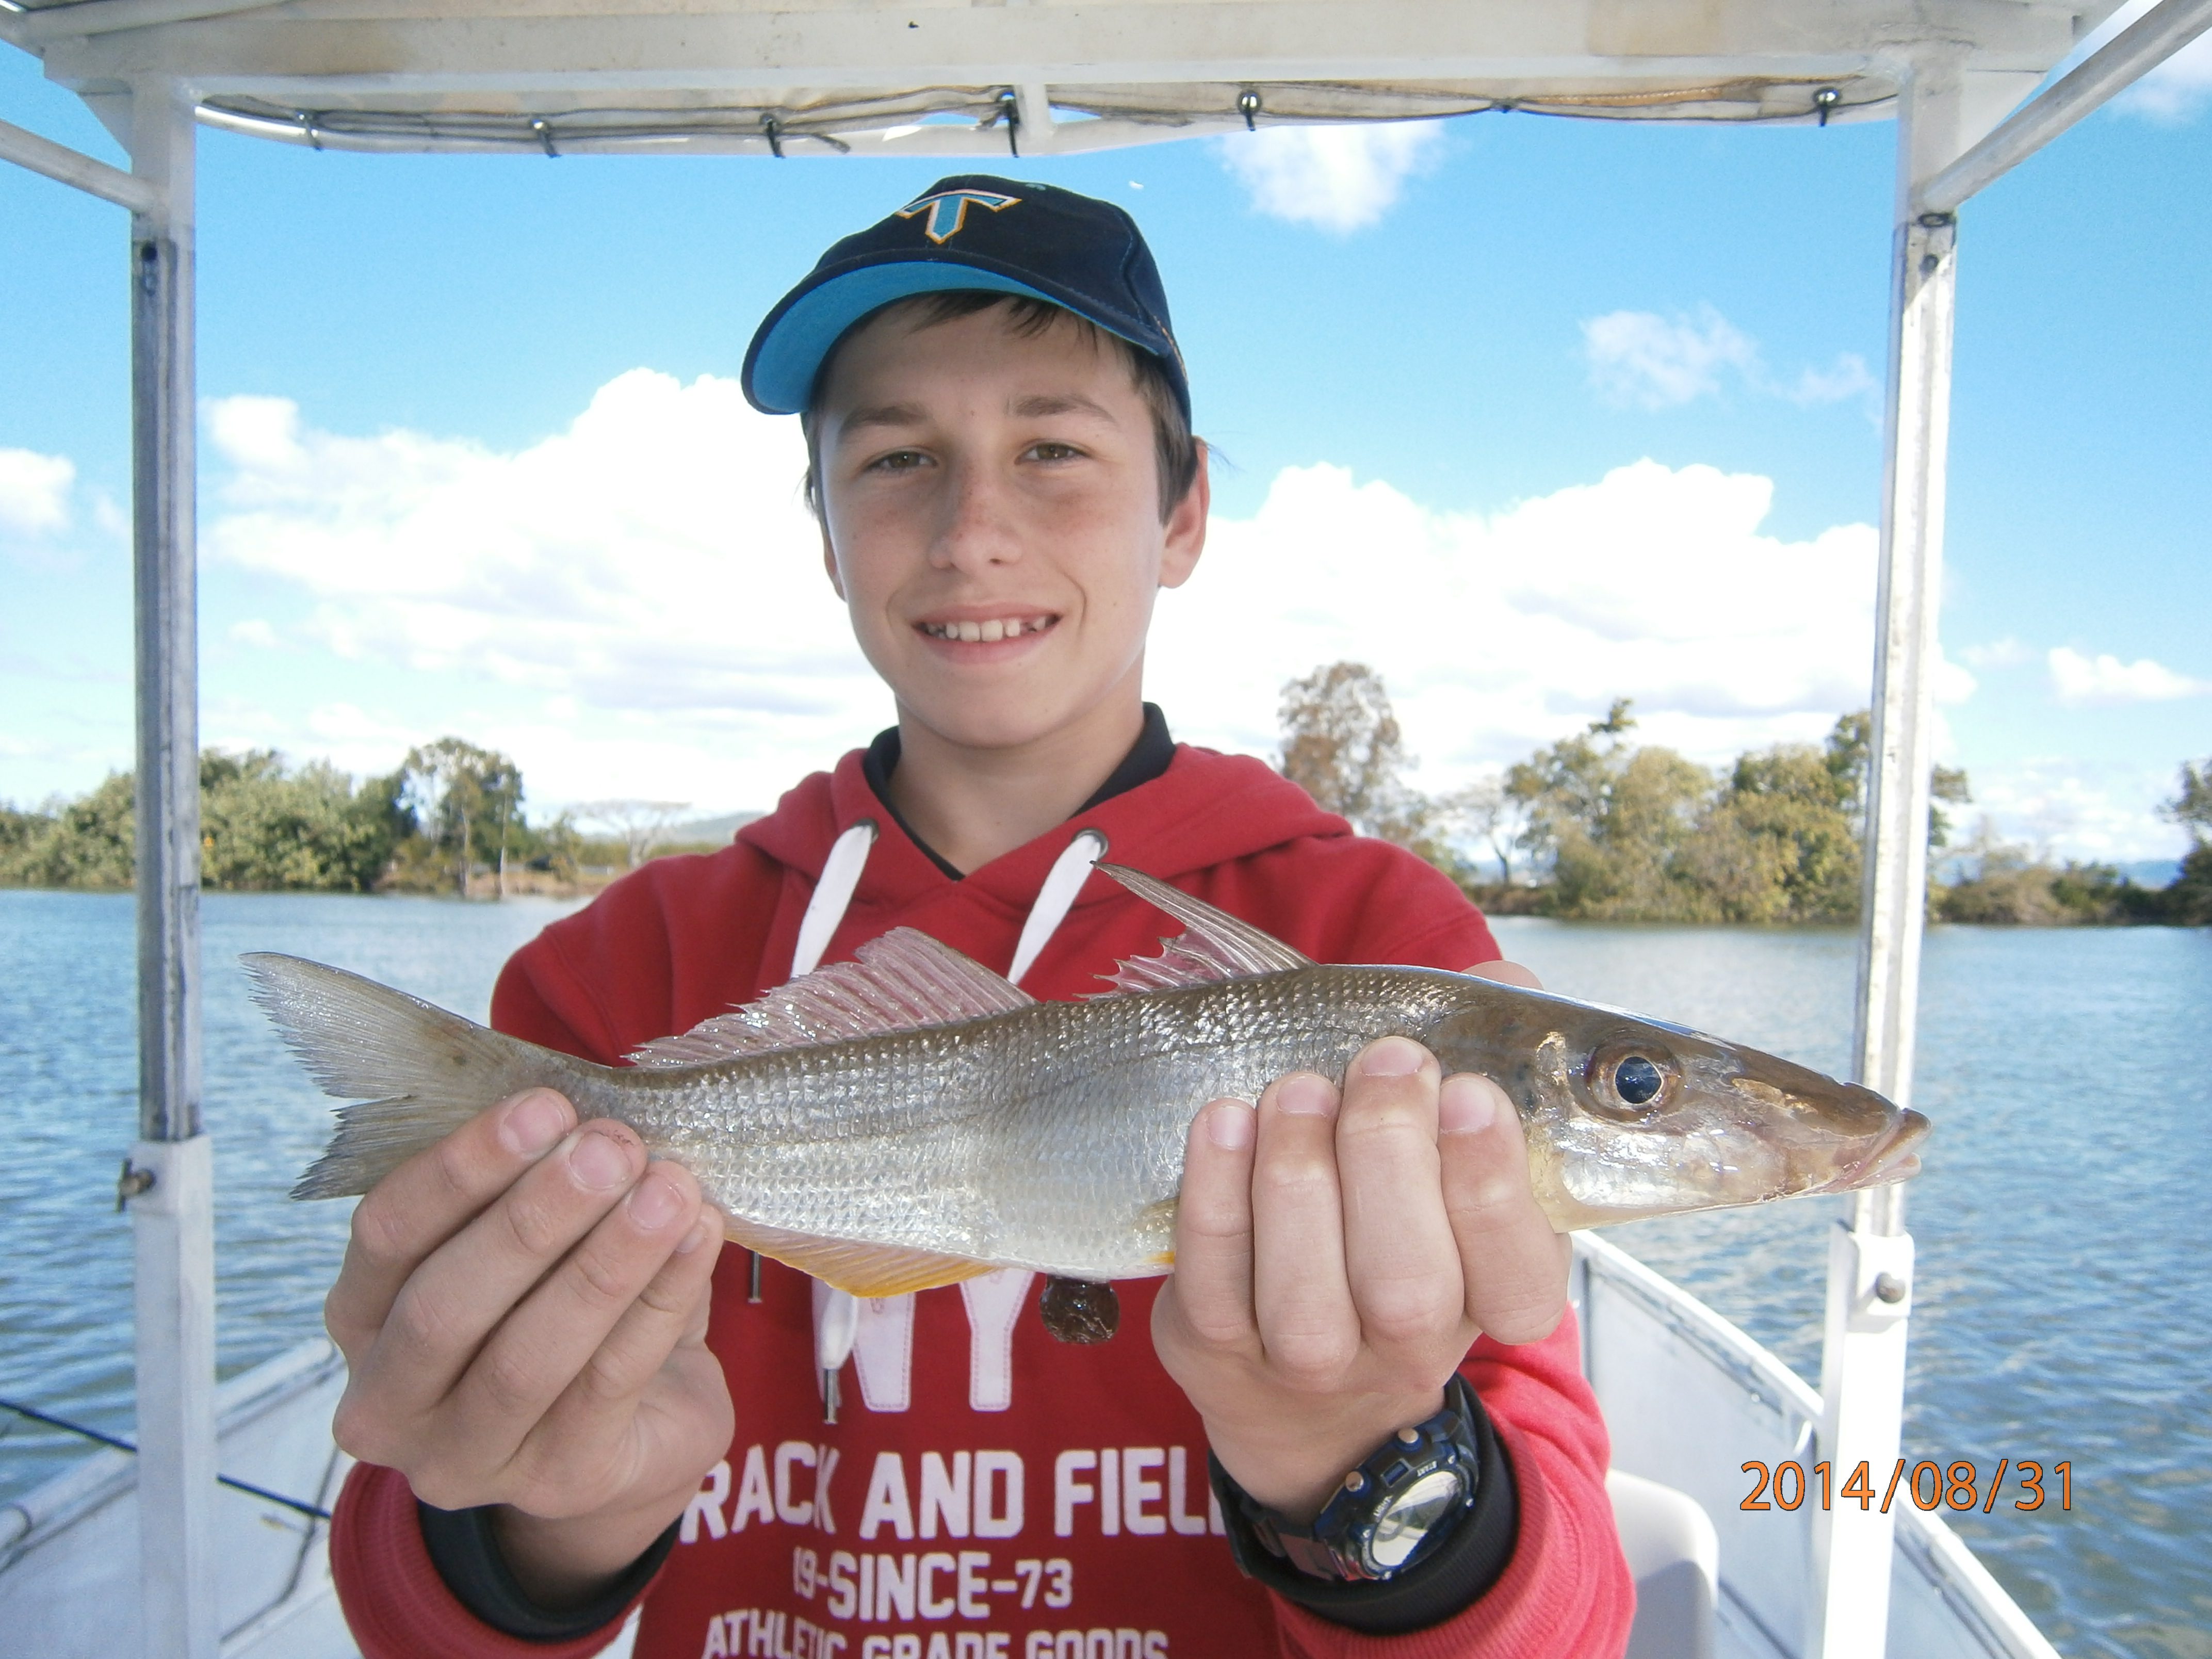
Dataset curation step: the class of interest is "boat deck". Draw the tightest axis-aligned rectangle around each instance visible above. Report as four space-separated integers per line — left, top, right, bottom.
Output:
1 1236 2056 1659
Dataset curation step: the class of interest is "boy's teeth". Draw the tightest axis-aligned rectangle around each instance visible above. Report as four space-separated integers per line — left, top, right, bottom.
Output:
924 615 1051 641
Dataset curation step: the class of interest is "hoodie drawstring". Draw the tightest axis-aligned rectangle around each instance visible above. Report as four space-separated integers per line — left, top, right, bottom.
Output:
1010 829 1107 985
793 819 880 979
799 822 1108 1422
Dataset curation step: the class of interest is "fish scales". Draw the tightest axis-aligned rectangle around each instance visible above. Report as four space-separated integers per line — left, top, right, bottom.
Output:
593 969 1472 1280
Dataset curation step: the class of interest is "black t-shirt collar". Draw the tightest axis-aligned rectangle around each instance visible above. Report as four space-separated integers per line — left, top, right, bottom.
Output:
861 703 1175 879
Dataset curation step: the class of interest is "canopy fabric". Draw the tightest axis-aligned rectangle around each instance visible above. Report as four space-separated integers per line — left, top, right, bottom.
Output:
3 0 2120 156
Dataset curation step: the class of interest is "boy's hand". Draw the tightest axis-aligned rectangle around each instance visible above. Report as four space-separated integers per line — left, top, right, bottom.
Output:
322 1088 732 1608
1150 962 1570 1521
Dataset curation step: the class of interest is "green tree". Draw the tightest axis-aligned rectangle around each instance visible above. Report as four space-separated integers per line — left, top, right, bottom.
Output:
199 750 407 891
1553 745 1718 920
1934 821 2133 925
1819 709 1970 849
1929 764 1973 850
1278 663 1430 848
7 773 138 889
1429 778 1524 886
1685 726 1866 922
1502 702 1726 919
2160 758 2212 925
2164 758 2212 846
0 803 57 885
1504 699 1637 874
401 738 523 897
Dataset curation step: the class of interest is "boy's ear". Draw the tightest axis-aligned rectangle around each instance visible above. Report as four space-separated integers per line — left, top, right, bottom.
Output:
1158 437 1209 592
820 522 846 600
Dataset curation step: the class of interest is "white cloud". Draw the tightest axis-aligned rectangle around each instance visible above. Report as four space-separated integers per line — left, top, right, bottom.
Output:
203 371 881 807
1934 654 1979 706
229 619 280 649
1960 758 2192 862
1216 122 1446 233
2046 645 2209 705
1582 307 1758 409
201 372 2182 864
1582 307 1875 412
1152 457 1884 788
1961 636 2034 669
201 375 1895 810
2095 0 2212 124
0 448 75 538
1783 354 1877 406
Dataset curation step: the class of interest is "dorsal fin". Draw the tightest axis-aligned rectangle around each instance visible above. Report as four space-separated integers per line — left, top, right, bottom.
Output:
628 928 1035 1068
1089 864 1313 995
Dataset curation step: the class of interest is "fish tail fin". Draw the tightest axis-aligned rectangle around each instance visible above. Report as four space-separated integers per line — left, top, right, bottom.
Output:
244 952 579 1200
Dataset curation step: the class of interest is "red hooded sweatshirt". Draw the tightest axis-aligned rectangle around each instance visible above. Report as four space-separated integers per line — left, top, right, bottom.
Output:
327 743 1634 1659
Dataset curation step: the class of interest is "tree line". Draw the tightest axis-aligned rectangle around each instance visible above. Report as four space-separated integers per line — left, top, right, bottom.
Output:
0 738 686 896
7 689 2205 926
1278 661 2211 926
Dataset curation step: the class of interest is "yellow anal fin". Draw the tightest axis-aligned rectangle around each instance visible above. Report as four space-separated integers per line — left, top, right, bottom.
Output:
722 1215 998 1297
1134 1196 1178 1269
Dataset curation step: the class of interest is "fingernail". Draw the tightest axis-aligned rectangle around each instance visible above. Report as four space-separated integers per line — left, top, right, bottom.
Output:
1276 1074 1337 1116
676 1212 717 1255
570 1129 636 1191
627 1172 684 1231
1359 1036 1428 1078
1205 1100 1256 1150
499 1092 570 1157
1439 1076 1499 1136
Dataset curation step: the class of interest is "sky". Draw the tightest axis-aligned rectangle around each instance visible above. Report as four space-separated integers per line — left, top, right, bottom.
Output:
3 25 2208 864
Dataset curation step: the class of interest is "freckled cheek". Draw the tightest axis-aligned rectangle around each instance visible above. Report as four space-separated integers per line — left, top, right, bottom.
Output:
1051 522 1164 622
829 531 928 624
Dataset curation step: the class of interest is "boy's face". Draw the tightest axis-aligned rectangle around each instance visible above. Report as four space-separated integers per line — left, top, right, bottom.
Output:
814 303 1206 755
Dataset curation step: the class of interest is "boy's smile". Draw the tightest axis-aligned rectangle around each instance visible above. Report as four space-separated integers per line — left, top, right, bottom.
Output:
814 302 1207 771
913 609 1059 648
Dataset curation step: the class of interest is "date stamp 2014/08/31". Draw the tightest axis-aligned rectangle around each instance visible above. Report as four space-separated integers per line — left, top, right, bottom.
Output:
1741 1459 2073 1515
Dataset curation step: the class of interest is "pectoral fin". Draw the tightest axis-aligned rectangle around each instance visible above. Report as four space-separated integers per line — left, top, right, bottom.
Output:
723 1215 999 1297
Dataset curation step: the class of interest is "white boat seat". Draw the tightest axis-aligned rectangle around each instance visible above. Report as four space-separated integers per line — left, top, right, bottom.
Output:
1606 1468 1719 1659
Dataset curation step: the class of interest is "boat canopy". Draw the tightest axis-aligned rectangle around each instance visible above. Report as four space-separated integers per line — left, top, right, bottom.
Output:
3 0 2122 155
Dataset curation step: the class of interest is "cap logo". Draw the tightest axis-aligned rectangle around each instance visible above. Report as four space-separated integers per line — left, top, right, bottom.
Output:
894 188 1021 245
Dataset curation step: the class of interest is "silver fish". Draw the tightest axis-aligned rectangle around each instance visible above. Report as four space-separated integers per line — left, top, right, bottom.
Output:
252 865 1926 1298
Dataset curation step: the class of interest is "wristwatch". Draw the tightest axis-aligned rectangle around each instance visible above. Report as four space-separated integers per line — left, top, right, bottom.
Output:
1219 1377 1483 1583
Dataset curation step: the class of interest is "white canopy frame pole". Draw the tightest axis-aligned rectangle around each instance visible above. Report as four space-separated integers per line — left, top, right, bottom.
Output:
1810 50 1968 1659
119 76 219 1659
0 114 161 210
1918 0 2212 216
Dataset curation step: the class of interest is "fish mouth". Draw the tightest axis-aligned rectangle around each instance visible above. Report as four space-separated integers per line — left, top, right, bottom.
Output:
1848 1108 1931 1188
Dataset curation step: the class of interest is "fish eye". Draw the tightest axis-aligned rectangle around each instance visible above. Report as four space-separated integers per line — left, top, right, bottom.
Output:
1583 1040 1680 1119
1615 1055 1663 1104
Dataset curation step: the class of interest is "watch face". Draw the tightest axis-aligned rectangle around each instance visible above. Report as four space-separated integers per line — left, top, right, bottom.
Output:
1365 1468 1468 1572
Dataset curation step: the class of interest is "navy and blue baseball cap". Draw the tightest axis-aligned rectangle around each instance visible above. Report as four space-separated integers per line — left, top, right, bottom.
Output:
741 174 1189 419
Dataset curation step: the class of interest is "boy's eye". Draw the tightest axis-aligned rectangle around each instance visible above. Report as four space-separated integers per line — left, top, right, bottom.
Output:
868 449 931 474
1026 442 1083 462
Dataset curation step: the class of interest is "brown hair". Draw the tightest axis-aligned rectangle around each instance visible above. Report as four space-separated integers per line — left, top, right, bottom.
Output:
800 291 1201 523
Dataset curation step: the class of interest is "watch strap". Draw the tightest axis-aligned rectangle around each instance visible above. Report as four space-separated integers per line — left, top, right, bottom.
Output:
1211 1377 1522 1636
417 1502 677 1642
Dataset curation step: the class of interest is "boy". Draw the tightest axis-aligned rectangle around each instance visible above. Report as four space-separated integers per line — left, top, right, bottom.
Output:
323 177 1633 1657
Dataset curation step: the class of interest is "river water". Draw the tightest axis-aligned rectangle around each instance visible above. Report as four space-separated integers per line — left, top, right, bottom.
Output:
0 889 2203 1656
